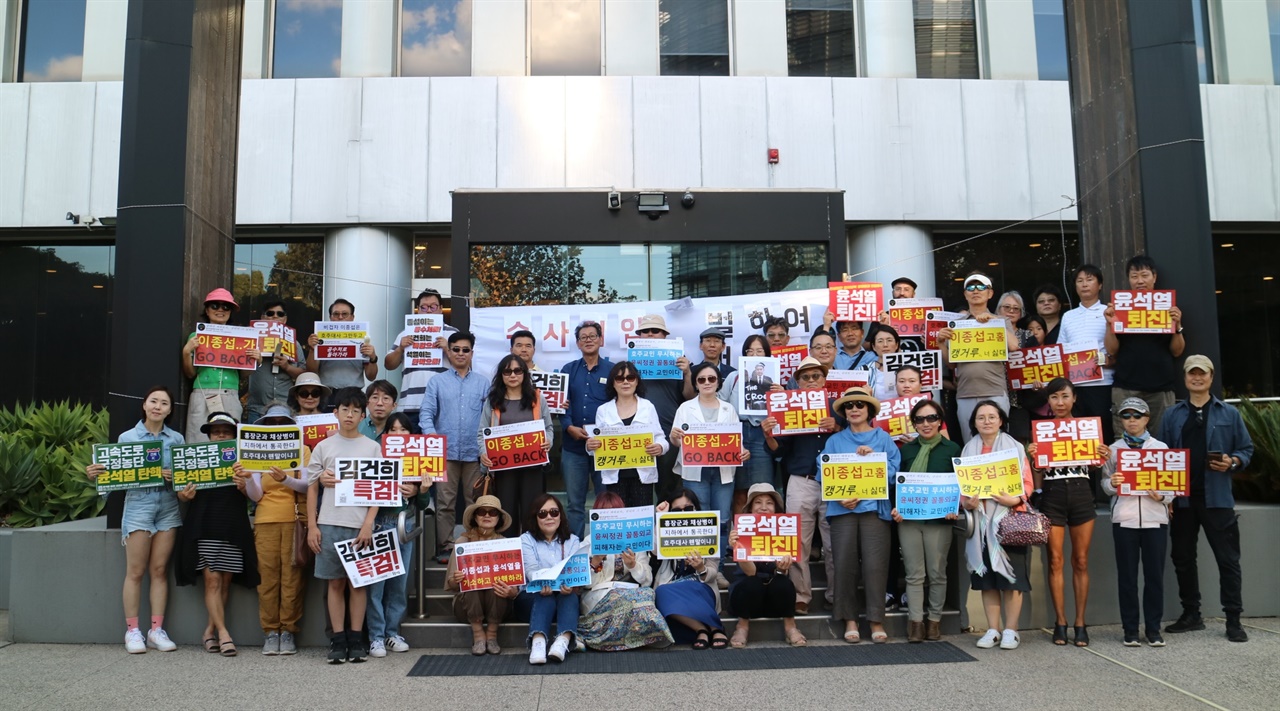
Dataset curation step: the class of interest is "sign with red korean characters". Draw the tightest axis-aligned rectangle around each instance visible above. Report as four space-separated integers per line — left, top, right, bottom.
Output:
334 458 403 507
829 281 884 322
454 537 526 592
251 320 298 362
295 413 338 450
733 513 800 562
773 344 809 385
882 350 942 390
590 424 655 471
946 319 1009 362
887 298 943 338
1062 342 1103 384
1111 290 1176 334
824 369 871 403
925 310 963 350
767 388 829 436
1007 344 1066 390
1116 448 1190 497
312 321 370 360
193 323 259 371
404 314 444 368
382 433 447 483
1032 417 1104 468
337 529 404 588
951 450 1025 499
820 453 889 500
482 420 548 472
874 393 932 441
679 421 743 468
530 371 569 414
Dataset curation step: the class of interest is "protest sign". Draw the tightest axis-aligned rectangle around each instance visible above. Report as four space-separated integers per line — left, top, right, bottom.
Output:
952 450 1025 499
925 310 964 351
455 537 526 592
525 539 592 592
738 356 781 417
403 314 445 368
171 440 238 490
874 393 933 441
1032 417 1104 468
1115 448 1190 497
295 413 338 450
482 420 548 472
530 371 569 414
773 344 809 385
767 389 829 436
251 320 298 362
887 298 943 339
92 441 164 493
627 337 684 380
1008 344 1066 390
829 282 884 322
895 472 961 520
655 511 721 559
1062 342 1103 384
335 458 403 507
312 320 370 360
236 424 303 472
590 423 655 471
882 350 942 390
946 319 1009 362
337 529 404 588
824 369 872 403
1111 290 1176 334
819 452 890 500
732 513 800 562
679 422 742 468
382 433 447 483
193 323 258 371
589 505 655 555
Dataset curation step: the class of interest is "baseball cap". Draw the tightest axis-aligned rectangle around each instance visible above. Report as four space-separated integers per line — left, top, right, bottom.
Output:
1117 397 1149 415
1183 355 1214 374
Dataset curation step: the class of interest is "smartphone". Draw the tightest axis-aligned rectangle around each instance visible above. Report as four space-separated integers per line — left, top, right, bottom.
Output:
1208 451 1225 462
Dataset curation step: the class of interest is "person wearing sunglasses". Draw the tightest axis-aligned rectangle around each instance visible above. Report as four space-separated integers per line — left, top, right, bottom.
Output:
586 362 670 508
446 495 519 655
478 354 554 533
180 288 245 443
890 399 962 642
386 289 457 423
244 299 307 425
682 327 735 400
935 272 1017 444
820 387 900 643
559 321 614 538
287 372 330 417
517 495 582 664
631 314 689 502
654 489 729 649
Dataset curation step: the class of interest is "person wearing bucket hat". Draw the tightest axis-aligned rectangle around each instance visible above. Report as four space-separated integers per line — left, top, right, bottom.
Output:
632 314 691 501
287 372 331 416
820 386 901 643
244 298 307 425
447 495 519 655
935 272 1017 444
727 483 806 648
181 287 246 443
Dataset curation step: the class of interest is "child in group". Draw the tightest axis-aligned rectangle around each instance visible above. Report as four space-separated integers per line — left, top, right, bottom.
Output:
366 412 426 658
307 387 382 663
1100 398 1172 648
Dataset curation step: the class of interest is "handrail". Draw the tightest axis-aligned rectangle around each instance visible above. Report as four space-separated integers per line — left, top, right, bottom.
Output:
1225 397 1280 404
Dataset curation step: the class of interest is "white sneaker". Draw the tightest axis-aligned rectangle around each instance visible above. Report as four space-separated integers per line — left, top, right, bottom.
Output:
547 634 571 662
125 629 146 654
146 628 177 652
1000 629 1020 650
262 631 280 656
976 629 1000 649
387 635 410 653
368 639 387 658
529 636 547 665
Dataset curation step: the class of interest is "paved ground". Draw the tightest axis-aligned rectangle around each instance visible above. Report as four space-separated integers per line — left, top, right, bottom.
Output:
0 613 1275 710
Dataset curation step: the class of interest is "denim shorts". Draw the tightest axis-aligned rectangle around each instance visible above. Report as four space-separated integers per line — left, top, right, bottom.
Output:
315 524 359 580
120 487 183 544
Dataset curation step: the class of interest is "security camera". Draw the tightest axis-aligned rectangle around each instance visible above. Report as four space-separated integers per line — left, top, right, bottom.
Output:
65 212 80 225
681 192 695 209
607 191 621 210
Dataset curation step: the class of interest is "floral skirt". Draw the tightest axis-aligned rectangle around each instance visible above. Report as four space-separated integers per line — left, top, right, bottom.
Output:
579 587 673 652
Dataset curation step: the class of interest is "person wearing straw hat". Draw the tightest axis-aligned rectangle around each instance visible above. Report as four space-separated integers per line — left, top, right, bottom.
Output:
180 288 245 443
446 495 519 655
633 313 691 502
286 372 331 417
727 483 806 648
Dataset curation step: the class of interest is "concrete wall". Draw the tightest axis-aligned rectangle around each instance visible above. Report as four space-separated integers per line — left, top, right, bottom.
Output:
0 528 10 609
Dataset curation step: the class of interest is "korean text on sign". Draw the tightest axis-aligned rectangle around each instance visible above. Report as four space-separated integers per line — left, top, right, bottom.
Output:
455 537 526 592
337 529 404 588
171 440 238 490
334 458 403 507
312 320 370 361
925 310 963 350
92 441 165 493
1111 290 1176 334
680 422 743 468
946 319 1009 363
895 472 961 520
483 420 548 472
820 452 890 501
525 540 592 592
1062 342 1103 385
1032 417 1104 468
882 351 942 390
1007 344 1066 390
1116 448 1190 497
404 314 444 368
952 449 1025 499
591 424 655 471
733 513 800 562
824 369 872 404
530 371 569 414
655 511 721 559
237 424 303 472
768 389 829 436
627 337 684 380
382 433 447 483
829 281 884 322
773 344 809 385
251 320 298 362
874 393 932 441
295 413 338 450
589 505 656 555
194 323 259 371
887 298 943 338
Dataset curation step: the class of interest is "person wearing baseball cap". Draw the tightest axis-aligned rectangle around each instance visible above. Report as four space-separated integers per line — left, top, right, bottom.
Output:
693 327 735 389
181 287 246 443
1157 354 1254 642
936 271 1017 444
633 313 690 501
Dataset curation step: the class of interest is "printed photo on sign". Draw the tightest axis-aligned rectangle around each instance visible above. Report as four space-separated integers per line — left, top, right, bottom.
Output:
887 298 943 338
1032 417 1104 468
531 371 569 414
1111 290 1176 334
679 421 742 468
627 337 684 380
236 424 303 472
92 441 165 493
590 423 655 471
482 420 548 472
337 529 404 588
881 350 942 390
733 513 799 562
312 320 370 360
895 472 961 520
171 440 238 490
656 511 720 559
1007 344 1066 390
382 433 447 483
1116 448 1190 497
952 450 1025 499
455 537 526 592
295 413 338 450
194 322 259 371
946 319 1009 363
819 452 889 500
738 356 780 417
874 393 932 441
1062 342 1103 384
768 388 829 436
334 457 403 507
704 305 733 342
525 539 592 592
590 505 656 555
829 281 884 322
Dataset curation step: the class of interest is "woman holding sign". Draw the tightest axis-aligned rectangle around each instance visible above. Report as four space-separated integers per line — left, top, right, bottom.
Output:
867 325 902 402
84 385 184 654
446 495 519 655
654 489 729 649
719 335 775 514
587 362 669 508
517 494 583 665
180 288 245 443
727 484 805 648
479 354 554 532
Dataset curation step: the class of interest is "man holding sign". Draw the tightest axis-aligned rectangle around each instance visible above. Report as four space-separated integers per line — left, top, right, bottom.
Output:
386 289 457 422
1104 255 1185 435
935 273 1016 444
307 299 379 393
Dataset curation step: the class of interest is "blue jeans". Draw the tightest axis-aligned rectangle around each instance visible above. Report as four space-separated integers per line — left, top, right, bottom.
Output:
561 448 603 539
515 590 579 646
366 517 414 640
686 475 735 557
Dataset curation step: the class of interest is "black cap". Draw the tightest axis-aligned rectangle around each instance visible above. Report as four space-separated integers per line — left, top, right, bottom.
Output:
699 328 726 341
891 277 918 290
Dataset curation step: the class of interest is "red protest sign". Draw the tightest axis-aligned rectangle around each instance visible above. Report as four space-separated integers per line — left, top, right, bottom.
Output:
733 513 800 562
1032 417 1104 468
1111 290 1176 334
767 389 829 436
382 433 447 483
455 538 526 592
193 323 258 371
829 282 884 322
251 320 298 362
887 298 943 338
1007 344 1066 390
1116 448 1190 497
1063 343 1103 384
482 420 548 472
874 393 932 441
680 422 743 468
774 344 809 384
824 369 871 404
925 310 962 350
295 414 338 450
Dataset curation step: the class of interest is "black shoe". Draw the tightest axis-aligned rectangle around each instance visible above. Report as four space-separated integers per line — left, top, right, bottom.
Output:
347 630 368 662
1165 612 1205 633
1226 619 1249 643
1122 632 1140 647
1145 630 1165 647
327 633 348 664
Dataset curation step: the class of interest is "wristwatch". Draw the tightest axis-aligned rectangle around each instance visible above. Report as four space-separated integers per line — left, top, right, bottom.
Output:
368 355 377 364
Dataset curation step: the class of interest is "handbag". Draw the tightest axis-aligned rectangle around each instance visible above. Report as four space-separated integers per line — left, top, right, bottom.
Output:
291 504 314 569
996 503 1051 547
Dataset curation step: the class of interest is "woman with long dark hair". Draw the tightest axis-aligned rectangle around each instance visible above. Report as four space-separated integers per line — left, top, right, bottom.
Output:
719 334 775 513
478 354 553 531
653 488 728 649
586 361 669 508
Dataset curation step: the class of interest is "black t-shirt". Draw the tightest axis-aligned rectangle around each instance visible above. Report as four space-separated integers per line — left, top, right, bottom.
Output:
1114 333 1176 391
1183 402 1208 500
644 379 686 433
773 431 831 478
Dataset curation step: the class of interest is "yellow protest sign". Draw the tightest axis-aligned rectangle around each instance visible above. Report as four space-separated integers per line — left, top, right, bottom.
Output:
952 449 1025 499
819 452 889 501
591 424 655 471
947 319 1009 363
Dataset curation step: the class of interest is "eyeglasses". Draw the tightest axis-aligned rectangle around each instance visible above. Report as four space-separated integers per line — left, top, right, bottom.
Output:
207 302 232 311
964 284 991 292
536 508 561 520
613 374 638 383
798 372 823 383
695 376 718 385
911 413 942 424
501 368 525 376
577 333 599 342
475 508 499 518
999 304 1021 311
636 329 664 336
844 401 869 411
1119 412 1146 420
450 347 472 354
264 310 286 317
418 303 442 313
671 505 697 512
296 389 322 399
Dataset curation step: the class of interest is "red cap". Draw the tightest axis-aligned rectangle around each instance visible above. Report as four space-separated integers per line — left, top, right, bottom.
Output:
203 288 239 310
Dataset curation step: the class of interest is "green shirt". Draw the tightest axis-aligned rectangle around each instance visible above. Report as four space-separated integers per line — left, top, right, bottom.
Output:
188 331 240 391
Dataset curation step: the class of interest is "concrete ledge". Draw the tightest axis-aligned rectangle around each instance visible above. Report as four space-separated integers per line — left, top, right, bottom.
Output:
0 528 11 609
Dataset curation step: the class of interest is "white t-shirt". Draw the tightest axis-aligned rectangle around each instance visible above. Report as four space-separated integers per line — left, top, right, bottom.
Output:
1058 301 1113 386
307 431 382 529
390 324 457 412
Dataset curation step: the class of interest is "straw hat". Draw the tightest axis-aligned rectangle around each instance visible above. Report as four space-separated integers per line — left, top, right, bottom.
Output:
742 483 784 514
793 356 828 377
636 314 669 334
289 372 332 398
831 386 880 418
462 495 513 533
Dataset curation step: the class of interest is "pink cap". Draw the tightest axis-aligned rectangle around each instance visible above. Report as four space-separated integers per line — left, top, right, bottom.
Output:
203 288 239 310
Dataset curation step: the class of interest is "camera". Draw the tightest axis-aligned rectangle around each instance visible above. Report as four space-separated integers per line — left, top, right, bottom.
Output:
681 192 695 209
607 191 621 210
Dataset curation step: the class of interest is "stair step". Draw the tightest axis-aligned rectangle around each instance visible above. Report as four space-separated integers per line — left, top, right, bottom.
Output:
408 585 832 617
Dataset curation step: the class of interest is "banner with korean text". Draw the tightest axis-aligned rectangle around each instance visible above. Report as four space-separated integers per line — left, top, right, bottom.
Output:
335 458 403 507
590 424 654 471
193 323 258 371
887 298 943 339
946 319 1009 362
1008 345 1066 390
382 433 447 483
403 314 445 368
733 513 800 562
874 393 933 441
1032 417 1104 468
237 424 303 472
679 422 742 468
589 505 655 555
767 388 829 435
895 472 961 520
656 511 721 559
295 413 338 450
92 442 164 493
337 529 404 588
482 420 548 472
1111 290 1176 334
1116 448 1190 497
171 440 238 490
819 453 889 500
531 371 569 414
952 450 1025 499
829 282 883 322
312 321 370 360
456 538 526 592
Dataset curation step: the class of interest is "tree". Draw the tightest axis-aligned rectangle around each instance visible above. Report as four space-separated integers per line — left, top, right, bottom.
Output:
470 244 631 307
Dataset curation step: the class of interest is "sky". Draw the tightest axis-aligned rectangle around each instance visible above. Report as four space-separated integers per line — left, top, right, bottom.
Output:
21 0 86 82
272 0 343 79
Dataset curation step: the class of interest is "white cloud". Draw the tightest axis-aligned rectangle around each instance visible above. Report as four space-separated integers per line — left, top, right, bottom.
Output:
283 0 341 11
402 0 472 77
402 5 441 35
284 18 303 36
25 54 83 82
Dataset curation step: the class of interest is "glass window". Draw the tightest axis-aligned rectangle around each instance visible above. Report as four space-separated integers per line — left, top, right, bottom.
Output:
232 240 325 342
1215 236 1279 397
929 232 1080 313
0 242 113 407
401 0 472 77
413 234 452 279
1032 0 1068 81
1191 0 1213 83
530 0 601 76
272 0 343 79
20 0 86 82
1270 0 1280 85
786 0 856 77
912 0 978 79
659 0 730 76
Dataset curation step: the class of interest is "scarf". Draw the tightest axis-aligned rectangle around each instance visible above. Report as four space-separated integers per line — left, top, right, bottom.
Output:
960 431 1026 584
910 433 943 473
1122 430 1150 449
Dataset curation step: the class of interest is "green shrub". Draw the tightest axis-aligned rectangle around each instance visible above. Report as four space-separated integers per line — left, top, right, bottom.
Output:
0 401 106 528
1235 398 1280 504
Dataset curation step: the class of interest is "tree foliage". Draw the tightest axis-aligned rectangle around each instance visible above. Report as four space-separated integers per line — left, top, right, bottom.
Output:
470 244 632 307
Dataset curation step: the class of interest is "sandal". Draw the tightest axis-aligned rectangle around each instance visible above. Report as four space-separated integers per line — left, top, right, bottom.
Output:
435 545 452 565
1074 625 1089 648
843 628 861 644
786 628 808 647
203 637 219 653
692 629 710 650
709 631 730 649
730 627 749 649
1052 624 1068 646
871 629 888 644
219 639 238 657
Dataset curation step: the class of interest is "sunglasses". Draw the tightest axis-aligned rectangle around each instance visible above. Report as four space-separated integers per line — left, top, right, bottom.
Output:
536 508 561 520
207 302 233 311
671 505 697 512
636 329 665 336
911 413 942 424
264 309 286 317
695 376 718 385
964 284 991 292
1119 412 1147 420
296 389 323 398
798 372 824 383
474 508 499 518
501 368 525 376
613 374 638 383
450 347 472 354
844 401 869 411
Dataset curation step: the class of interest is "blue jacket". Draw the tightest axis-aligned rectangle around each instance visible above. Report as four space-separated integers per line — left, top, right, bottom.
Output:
816 427 900 521
1158 397 1253 509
